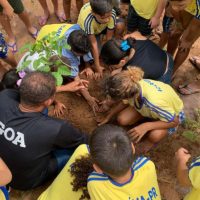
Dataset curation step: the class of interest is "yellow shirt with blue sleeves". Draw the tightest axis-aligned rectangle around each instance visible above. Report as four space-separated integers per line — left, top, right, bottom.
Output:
88 157 161 200
38 144 89 200
130 0 159 19
185 0 200 19
77 3 116 35
0 187 9 200
184 156 200 200
127 79 184 124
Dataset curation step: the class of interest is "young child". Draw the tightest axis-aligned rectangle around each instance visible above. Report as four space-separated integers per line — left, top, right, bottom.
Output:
24 23 100 112
0 33 17 68
175 148 200 200
99 67 184 150
78 0 118 78
0 158 12 200
100 31 174 84
127 0 166 36
0 69 66 117
38 124 161 200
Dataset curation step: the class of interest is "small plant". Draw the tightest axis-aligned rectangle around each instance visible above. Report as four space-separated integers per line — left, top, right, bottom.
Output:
18 31 71 86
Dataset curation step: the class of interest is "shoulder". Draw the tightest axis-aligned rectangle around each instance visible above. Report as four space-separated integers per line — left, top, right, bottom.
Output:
133 156 155 171
88 172 109 184
0 89 19 102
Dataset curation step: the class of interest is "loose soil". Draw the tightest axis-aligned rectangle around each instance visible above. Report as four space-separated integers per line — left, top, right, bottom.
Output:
0 0 200 199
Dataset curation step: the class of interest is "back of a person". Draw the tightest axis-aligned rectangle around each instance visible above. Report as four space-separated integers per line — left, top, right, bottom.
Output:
87 156 161 200
0 89 64 190
125 40 167 80
38 144 89 200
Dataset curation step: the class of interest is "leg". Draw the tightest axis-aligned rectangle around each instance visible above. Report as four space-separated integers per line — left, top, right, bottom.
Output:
38 0 50 26
117 106 144 126
159 32 169 49
138 16 152 36
63 0 71 20
178 79 200 95
127 5 138 33
52 0 66 22
0 14 15 45
3 49 17 68
76 0 83 13
148 129 168 143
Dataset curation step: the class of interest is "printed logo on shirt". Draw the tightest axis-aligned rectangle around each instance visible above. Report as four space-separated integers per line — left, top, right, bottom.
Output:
0 121 26 148
144 80 163 92
128 187 158 200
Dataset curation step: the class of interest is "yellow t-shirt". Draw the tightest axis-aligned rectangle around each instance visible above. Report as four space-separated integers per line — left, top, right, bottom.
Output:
185 0 200 19
36 24 74 41
130 0 159 19
88 157 161 200
0 187 8 200
77 3 116 35
184 156 200 200
127 79 183 122
38 144 89 200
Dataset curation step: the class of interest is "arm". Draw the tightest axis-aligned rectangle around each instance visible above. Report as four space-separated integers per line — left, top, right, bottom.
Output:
0 158 12 186
88 35 103 74
53 99 66 117
106 29 114 41
0 0 13 18
175 148 191 187
150 0 167 28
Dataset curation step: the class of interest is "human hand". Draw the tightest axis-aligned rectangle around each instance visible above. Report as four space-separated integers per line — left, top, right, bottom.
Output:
3 5 14 19
62 79 89 92
94 66 105 79
175 148 191 164
127 124 148 143
53 102 66 117
96 114 111 126
97 100 111 113
149 16 160 29
80 67 95 79
87 97 100 115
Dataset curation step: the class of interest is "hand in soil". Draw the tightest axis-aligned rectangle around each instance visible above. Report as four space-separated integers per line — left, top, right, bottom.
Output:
96 114 111 126
62 79 89 92
53 102 66 117
80 67 95 79
94 66 105 80
87 97 100 115
127 124 148 143
175 148 191 164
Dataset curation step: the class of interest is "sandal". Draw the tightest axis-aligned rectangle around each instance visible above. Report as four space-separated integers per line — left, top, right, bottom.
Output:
29 26 39 40
55 12 66 23
7 41 17 53
38 15 49 26
178 83 200 95
189 56 200 71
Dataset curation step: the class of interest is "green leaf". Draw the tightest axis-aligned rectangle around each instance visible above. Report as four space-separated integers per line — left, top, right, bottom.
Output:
39 65 50 72
17 60 32 72
33 59 41 70
52 72 63 86
58 65 71 76
19 43 33 54
182 131 198 142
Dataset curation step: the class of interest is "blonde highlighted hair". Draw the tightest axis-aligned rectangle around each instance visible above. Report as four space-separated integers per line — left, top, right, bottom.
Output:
104 66 144 100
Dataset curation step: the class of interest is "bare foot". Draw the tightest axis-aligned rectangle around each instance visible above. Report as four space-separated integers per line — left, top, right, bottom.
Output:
178 80 200 95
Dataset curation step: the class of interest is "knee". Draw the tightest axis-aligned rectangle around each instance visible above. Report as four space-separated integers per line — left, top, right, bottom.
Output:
117 114 129 126
148 130 168 143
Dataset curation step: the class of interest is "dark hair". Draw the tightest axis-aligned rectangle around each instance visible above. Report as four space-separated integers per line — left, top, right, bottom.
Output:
19 71 56 106
70 155 93 200
100 38 135 66
120 0 130 3
90 0 113 15
89 124 134 176
68 30 91 54
0 69 19 91
104 67 143 100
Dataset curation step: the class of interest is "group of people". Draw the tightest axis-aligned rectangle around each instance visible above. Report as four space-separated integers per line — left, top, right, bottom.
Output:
0 0 199 200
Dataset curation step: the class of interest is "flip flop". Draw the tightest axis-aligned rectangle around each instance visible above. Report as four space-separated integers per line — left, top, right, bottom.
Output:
38 15 49 26
178 84 200 95
55 12 66 23
189 56 200 70
7 41 17 53
29 26 39 40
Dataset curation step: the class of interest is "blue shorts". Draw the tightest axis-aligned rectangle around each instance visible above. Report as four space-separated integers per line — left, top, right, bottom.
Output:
168 110 185 135
157 53 174 84
0 33 8 59
162 15 174 33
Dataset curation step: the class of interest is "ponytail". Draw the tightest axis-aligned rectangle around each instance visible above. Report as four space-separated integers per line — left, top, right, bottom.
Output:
104 66 143 100
100 37 136 66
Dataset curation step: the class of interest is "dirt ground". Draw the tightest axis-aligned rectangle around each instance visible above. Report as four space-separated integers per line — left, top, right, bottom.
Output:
0 0 200 199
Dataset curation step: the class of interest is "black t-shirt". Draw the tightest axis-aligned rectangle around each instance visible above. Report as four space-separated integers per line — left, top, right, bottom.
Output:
124 40 167 79
0 89 87 190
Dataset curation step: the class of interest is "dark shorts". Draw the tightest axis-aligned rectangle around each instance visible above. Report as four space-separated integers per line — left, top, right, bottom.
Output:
127 5 152 36
0 33 8 59
162 15 174 33
0 0 24 14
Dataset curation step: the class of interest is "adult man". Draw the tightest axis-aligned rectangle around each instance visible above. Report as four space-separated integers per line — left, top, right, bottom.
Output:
0 71 87 190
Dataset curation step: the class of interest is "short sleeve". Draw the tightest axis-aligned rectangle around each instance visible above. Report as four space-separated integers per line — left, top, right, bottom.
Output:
189 157 200 189
84 14 95 35
83 52 93 62
107 9 117 30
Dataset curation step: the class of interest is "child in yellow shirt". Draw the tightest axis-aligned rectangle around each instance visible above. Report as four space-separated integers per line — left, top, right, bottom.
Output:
175 147 200 200
99 67 184 150
38 124 161 200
